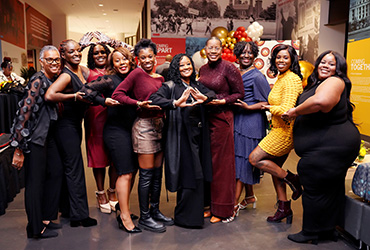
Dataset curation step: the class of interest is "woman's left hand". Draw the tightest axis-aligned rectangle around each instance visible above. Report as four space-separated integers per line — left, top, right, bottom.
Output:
105 98 120 107
190 87 207 105
138 100 162 110
282 108 298 120
234 99 249 109
261 104 271 110
207 99 226 105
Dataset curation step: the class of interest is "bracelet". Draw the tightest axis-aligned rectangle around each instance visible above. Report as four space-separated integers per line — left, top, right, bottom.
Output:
137 101 141 108
74 93 77 102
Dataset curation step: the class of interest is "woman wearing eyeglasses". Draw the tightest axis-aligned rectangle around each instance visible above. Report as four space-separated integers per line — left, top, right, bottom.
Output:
198 37 244 223
10 46 63 238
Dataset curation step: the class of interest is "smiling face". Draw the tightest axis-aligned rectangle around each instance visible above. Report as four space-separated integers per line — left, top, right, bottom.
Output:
318 53 336 80
112 51 131 75
63 41 82 66
275 49 291 74
138 48 155 74
179 56 193 84
239 44 255 69
93 45 107 68
205 39 222 63
3 63 12 76
41 50 61 77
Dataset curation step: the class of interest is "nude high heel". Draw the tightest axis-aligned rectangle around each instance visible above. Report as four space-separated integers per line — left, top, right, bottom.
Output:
95 190 111 214
238 195 257 210
107 188 118 211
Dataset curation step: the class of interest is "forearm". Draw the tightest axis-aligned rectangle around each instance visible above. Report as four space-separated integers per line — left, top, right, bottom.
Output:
295 96 322 115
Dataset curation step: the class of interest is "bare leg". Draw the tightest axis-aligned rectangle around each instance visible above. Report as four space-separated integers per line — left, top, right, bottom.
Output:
116 173 135 230
107 166 118 201
93 168 108 204
244 184 256 203
235 180 244 205
249 146 287 179
138 154 155 170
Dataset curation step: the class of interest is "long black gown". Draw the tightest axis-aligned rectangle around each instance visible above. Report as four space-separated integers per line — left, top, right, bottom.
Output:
150 80 215 228
293 79 360 233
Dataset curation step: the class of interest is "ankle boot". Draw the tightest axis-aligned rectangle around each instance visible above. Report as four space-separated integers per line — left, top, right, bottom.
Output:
138 168 166 233
150 167 174 226
283 170 302 200
267 200 293 224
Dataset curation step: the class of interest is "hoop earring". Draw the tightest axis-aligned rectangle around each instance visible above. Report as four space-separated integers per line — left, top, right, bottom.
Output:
154 60 157 66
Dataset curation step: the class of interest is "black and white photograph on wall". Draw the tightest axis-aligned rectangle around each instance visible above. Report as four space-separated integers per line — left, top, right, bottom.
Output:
276 0 320 64
150 0 277 39
348 0 370 42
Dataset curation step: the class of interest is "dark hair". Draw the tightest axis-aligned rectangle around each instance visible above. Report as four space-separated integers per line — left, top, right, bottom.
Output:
59 39 78 68
234 41 259 58
307 50 355 122
87 44 111 70
168 54 196 86
1 60 12 69
105 47 136 76
134 39 157 56
205 36 222 47
269 44 302 79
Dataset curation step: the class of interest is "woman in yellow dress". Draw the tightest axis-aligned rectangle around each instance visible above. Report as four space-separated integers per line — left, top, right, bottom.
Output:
249 44 303 224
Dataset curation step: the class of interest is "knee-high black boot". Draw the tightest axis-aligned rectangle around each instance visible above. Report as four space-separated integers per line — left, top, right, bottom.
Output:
138 168 166 233
150 166 174 226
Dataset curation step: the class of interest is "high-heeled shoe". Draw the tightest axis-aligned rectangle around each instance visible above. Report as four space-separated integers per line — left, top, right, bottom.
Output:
288 230 319 244
238 195 257 210
96 191 111 214
114 203 139 220
27 225 59 239
107 188 118 211
117 215 142 234
267 200 293 224
222 205 240 223
204 210 211 218
210 216 221 224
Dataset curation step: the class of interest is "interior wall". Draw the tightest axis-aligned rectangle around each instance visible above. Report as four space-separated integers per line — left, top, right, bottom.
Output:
1 41 27 75
319 0 346 56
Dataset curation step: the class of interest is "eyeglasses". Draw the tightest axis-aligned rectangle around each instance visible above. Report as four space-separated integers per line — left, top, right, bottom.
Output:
42 57 61 64
205 47 221 52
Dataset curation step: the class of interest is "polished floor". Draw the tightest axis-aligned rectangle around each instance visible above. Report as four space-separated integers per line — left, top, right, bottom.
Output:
0 150 360 250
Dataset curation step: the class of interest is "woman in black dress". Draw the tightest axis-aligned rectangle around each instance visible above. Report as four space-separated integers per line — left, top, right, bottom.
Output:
282 51 360 244
150 54 215 228
45 39 97 227
81 47 141 233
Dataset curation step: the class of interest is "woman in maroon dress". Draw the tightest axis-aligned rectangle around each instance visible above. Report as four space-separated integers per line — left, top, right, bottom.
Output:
198 37 244 223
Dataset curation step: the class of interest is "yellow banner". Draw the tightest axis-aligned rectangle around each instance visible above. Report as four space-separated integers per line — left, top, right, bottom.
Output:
348 37 370 136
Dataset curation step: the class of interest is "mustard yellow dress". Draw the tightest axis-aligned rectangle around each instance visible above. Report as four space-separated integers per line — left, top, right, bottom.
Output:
259 70 303 157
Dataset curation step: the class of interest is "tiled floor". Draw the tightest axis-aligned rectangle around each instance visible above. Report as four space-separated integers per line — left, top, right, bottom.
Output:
0 151 360 250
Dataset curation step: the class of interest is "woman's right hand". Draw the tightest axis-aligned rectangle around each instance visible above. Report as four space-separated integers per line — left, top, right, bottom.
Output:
234 99 249 109
137 100 162 110
12 148 24 170
105 98 120 107
79 32 95 49
174 88 192 107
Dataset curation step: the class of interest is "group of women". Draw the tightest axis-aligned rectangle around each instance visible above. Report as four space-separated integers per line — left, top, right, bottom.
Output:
10 34 360 244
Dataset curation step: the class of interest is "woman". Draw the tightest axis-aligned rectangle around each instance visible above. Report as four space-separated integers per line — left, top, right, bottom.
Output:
249 44 303 224
83 41 119 214
150 54 215 228
112 39 173 233
232 41 271 220
10 46 63 238
0 58 25 87
45 39 97 227
198 36 244 223
282 51 360 243
81 47 141 233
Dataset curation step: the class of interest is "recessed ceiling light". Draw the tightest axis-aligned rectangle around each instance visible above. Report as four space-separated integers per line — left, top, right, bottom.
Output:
99 4 103 7
106 20 109 22
103 13 107 15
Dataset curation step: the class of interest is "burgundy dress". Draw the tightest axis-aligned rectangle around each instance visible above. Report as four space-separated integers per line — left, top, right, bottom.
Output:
198 59 244 218
84 68 110 168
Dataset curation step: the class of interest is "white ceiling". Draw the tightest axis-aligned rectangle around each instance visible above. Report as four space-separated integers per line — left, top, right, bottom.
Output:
24 0 145 37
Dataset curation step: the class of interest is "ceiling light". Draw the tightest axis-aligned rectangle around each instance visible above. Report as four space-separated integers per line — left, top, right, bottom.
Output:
99 4 103 7
113 9 118 12
103 13 107 15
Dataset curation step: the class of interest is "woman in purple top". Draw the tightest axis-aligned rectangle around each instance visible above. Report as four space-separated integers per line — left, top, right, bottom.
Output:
198 37 244 223
112 39 173 233
232 41 270 221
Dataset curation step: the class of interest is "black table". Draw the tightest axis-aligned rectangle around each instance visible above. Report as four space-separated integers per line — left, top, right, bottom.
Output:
0 93 19 133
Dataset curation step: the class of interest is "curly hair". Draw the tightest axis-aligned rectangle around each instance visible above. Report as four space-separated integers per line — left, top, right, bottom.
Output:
59 39 78 68
307 50 355 122
233 41 259 58
105 47 136 76
167 54 196 86
87 44 111 70
269 44 302 79
134 38 157 56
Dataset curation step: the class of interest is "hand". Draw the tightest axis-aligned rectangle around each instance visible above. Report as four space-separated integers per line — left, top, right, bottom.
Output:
75 92 87 102
282 108 298 120
174 88 192 107
12 149 24 170
261 104 271 110
234 99 249 109
79 32 95 49
207 99 226 105
189 87 207 105
94 31 111 45
137 100 162 110
105 98 120 107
